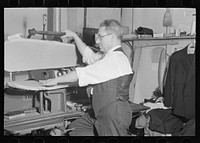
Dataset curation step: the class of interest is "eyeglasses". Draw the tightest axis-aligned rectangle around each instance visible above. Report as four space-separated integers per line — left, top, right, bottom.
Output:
96 33 112 41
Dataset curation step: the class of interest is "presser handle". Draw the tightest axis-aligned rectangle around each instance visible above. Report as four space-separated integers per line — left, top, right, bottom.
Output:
27 28 66 38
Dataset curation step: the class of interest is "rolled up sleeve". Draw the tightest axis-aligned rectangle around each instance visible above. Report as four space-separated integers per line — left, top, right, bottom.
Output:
82 46 103 65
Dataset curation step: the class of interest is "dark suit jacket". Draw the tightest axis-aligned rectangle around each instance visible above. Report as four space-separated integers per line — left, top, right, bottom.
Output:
163 45 195 119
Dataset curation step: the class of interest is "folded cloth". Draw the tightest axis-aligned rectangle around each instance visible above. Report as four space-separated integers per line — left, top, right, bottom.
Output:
143 102 169 113
8 33 24 41
147 109 184 135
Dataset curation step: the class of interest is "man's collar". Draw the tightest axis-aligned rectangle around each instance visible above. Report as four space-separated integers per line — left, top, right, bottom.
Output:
106 45 121 54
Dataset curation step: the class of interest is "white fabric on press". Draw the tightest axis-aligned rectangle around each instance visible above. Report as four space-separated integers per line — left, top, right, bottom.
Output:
6 80 72 91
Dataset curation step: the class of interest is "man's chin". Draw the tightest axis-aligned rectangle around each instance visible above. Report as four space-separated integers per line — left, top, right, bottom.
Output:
99 47 105 52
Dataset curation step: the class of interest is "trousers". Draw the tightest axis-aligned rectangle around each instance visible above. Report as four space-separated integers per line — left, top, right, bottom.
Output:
68 100 132 136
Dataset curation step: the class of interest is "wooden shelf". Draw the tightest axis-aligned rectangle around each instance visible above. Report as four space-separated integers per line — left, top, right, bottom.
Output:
122 35 195 42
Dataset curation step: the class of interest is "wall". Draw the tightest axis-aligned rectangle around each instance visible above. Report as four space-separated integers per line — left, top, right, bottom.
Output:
59 8 121 37
60 8 84 34
4 8 47 40
86 8 121 28
4 8 196 40
121 8 133 33
122 8 196 34
65 8 195 35
133 8 166 33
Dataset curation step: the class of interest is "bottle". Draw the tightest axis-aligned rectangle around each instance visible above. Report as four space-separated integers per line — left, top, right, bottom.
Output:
190 14 196 35
163 8 172 34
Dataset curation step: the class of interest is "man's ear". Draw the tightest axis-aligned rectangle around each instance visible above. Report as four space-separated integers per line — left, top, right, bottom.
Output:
111 34 116 42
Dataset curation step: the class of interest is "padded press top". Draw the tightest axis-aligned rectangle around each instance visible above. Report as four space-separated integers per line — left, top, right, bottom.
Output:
4 38 77 72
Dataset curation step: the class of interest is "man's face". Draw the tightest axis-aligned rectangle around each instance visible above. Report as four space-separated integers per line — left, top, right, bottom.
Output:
96 27 112 53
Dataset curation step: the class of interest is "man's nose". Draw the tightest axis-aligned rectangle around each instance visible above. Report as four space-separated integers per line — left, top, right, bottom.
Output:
95 38 100 45
95 34 100 44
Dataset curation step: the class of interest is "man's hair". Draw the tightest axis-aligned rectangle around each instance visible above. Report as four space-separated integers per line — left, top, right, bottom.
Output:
99 19 124 40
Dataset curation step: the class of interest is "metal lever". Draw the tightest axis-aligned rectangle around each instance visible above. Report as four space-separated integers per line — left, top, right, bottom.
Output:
27 28 66 39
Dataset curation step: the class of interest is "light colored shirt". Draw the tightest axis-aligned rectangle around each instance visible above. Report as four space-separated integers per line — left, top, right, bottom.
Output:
76 45 133 87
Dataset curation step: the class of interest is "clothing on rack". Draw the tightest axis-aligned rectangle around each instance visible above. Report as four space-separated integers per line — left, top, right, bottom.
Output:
163 44 195 119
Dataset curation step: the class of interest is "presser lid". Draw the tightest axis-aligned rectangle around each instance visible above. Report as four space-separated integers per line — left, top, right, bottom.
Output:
4 38 78 72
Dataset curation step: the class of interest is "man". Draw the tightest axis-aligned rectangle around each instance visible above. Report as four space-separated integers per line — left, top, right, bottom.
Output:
40 19 133 136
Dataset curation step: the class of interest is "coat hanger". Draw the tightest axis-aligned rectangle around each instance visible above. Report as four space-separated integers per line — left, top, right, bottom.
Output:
187 40 195 54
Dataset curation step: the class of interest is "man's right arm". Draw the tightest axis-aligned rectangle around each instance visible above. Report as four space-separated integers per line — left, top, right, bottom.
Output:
62 30 87 56
62 30 103 65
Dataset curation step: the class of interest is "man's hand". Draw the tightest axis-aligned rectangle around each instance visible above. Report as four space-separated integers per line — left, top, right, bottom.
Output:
62 30 77 38
86 86 93 98
62 29 87 56
39 78 57 87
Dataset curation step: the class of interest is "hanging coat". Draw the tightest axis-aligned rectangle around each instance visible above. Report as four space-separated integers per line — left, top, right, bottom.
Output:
163 45 195 119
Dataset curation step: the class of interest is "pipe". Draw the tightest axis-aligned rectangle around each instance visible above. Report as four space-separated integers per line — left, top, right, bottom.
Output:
84 8 87 28
132 8 134 33
54 8 61 32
